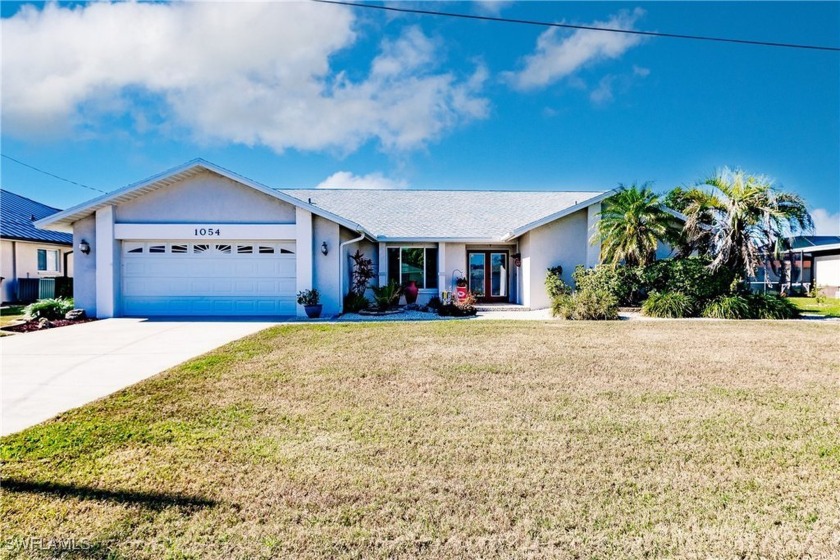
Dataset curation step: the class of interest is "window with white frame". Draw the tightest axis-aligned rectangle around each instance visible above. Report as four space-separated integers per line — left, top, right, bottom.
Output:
37 249 59 272
387 247 438 289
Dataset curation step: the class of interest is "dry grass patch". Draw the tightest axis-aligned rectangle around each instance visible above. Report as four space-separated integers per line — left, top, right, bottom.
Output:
2 320 839 559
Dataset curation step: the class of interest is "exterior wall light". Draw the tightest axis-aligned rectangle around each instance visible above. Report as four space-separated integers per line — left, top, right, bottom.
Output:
79 240 91 255
321 241 329 256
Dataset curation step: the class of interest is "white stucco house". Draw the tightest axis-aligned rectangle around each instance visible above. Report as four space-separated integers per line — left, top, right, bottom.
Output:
1 190 74 303
35 159 613 318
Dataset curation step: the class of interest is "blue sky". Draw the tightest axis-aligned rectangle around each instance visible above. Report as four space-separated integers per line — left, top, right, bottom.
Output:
2 1 838 234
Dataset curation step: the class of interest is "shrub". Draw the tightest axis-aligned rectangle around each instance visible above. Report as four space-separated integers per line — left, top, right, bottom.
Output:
643 256 734 305
343 293 370 313
747 294 799 320
701 295 751 319
811 284 828 304
349 250 375 296
296 289 320 306
438 293 477 317
427 296 442 310
642 292 695 318
572 265 644 306
24 298 74 320
545 266 571 299
551 287 619 320
371 280 401 311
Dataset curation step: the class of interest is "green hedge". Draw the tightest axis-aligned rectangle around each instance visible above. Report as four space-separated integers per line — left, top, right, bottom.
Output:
571 257 735 307
24 298 75 320
642 292 695 318
551 287 619 321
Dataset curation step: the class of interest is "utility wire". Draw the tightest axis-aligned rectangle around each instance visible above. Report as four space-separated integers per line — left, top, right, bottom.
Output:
1 154 108 194
312 0 840 53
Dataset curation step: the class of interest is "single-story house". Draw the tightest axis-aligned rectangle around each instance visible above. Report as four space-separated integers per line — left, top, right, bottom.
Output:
35 159 613 318
1 189 74 303
752 235 840 297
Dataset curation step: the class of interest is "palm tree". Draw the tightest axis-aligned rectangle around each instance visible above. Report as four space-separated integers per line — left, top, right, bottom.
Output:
594 183 678 268
682 168 812 285
664 186 716 257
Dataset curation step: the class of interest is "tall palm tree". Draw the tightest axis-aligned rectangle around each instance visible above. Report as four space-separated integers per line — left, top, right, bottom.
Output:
594 183 678 268
683 168 812 285
664 186 716 257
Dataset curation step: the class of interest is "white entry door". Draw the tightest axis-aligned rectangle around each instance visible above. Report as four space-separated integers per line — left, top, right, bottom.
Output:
120 240 296 316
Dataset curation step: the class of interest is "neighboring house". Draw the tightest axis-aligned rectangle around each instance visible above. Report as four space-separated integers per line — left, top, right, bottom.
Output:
751 235 840 297
1 190 74 303
35 159 613 318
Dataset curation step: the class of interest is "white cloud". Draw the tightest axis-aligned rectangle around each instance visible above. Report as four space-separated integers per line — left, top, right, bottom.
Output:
812 208 840 236
474 1 514 15
589 75 616 105
2 3 488 153
589 65 649 106
503 8 645 91
315 171 407 190
632 65 651 77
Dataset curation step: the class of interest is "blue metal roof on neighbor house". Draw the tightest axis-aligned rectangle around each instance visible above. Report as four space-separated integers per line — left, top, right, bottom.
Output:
0 189 72 244
787 235 840 250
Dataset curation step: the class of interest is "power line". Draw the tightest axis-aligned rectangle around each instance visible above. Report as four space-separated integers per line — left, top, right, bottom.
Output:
312 0 840 53
1 154 108 194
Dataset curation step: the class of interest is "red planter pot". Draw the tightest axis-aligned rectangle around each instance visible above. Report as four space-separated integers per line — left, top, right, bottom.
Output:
455 286 468 300
404 280 419 304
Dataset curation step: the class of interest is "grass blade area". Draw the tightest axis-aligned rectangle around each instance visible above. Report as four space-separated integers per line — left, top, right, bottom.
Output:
788 296 840 318
2 321 838 559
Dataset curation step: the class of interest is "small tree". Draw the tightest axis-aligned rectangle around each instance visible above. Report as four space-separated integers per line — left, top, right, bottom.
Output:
594 183 679 268
349 250 375 296
682 168 813 288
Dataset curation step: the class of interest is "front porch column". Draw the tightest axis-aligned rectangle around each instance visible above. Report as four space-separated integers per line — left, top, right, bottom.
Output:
295 208 313 317
438 242 446 296
95 205 116 318
586 202 601 268
521 255 531 308
378 243 387 288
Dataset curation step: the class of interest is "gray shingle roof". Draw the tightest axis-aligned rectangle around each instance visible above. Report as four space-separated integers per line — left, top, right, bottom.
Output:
1 190 73 244
278 189 611 240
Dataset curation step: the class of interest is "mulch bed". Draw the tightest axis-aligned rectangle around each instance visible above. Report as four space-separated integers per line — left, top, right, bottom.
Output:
1 318 97 333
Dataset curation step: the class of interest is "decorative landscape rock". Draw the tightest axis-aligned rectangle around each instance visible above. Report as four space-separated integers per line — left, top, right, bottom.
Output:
37 318 53 329
65 309 87 321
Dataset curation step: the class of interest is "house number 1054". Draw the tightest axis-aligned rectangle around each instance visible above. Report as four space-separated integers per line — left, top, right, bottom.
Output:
194 228 221 236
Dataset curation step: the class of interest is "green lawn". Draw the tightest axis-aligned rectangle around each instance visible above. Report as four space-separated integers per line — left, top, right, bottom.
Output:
788 296 840 318
0 305 26 336
2 321 838 559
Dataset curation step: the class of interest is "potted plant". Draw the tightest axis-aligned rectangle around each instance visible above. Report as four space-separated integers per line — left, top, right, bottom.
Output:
297 289 322 318
404 280 419 304
454 277 468 301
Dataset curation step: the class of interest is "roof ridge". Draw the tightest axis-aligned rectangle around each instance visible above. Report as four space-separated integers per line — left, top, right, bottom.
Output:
277 187 609 193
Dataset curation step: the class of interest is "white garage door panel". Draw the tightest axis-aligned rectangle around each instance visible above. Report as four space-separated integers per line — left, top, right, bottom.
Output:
121 241 297 316
815 255 840 287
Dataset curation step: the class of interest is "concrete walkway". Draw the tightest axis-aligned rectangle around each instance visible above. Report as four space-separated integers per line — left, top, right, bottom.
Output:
1 318 280 436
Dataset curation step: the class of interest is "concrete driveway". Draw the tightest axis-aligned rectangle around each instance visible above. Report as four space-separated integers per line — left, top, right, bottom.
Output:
1 318 280 436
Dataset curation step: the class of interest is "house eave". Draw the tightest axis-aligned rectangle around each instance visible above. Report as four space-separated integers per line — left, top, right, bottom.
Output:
793 243 840 254
376 236 510 244
0 235 73 246
500 189 616 241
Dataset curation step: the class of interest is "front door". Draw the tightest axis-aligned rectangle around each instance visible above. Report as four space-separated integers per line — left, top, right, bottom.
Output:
467 251 509 303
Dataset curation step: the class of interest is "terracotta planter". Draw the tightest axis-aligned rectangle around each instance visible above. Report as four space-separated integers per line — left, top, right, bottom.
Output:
404 280 419 304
